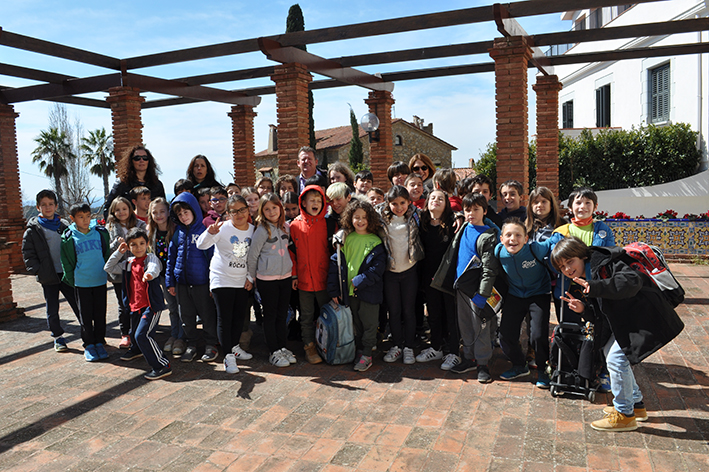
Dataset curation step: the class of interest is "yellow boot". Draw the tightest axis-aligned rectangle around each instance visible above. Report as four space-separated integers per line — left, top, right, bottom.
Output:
304 342 322 364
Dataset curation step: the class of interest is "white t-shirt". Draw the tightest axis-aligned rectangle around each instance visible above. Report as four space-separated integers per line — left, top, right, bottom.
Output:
196 222 254 289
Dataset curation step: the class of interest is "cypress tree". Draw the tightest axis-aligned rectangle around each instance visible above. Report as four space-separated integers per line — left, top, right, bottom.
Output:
348 108 364 172
286 4 316 148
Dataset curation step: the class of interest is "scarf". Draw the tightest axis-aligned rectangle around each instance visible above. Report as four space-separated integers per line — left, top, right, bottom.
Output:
571 216 593 227
38 214 62 232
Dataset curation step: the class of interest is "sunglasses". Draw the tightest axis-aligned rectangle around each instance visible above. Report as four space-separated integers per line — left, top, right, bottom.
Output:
411 165 428 172
228 207 249 215
132 155 149 162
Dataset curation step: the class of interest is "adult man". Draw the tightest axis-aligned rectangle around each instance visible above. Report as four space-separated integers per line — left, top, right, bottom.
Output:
297 146 328 193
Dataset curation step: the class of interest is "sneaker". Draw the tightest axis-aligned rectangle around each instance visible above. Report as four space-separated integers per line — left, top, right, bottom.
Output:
181 345 198 362
354 355 372 372
224 353 239 374
119 335 131 349
591 409 638 432
304 342 322 364
416 347 443 363
84 344 99 362
163 337 176 353
120 348 143 362
54 337 68 352
144 365 172 380
536 371 550 389
477 365 492 383
383 346 402 363
441 354 461 371
281 348 297 364
201 345 218 362
451 358 477 374
598 372 612 393
403 347 415 365
269 350 290 368
95 343 109 360
172 339 186 357
232 344 253 360
603 404 648 422
500 364 531 381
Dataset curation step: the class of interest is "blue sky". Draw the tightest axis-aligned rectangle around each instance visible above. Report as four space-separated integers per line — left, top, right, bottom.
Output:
3 0 568 203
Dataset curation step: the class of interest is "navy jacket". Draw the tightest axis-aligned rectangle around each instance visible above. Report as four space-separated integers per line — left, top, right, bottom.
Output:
167 192 213 287
327 231 387 306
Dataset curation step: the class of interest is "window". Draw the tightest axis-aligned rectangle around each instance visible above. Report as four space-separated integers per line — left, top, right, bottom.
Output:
589 8 603 29
650 64 670 123
394 135 403 146
574 16 586 31
617 4 632 14
562 100 574 128
596 84 611 127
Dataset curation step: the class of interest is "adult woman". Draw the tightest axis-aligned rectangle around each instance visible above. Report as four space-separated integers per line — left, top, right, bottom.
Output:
408 153 436 194
104 145 165 218
327 161 355 191
187 154 221 192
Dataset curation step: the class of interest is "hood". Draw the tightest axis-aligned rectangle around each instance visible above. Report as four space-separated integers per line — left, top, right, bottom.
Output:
68 219 99 237
589 245 625 273
298 185 328 219
170 191 203 227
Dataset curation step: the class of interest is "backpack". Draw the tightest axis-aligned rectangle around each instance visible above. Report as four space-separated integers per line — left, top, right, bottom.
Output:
622 242 685 307
315 301 355 365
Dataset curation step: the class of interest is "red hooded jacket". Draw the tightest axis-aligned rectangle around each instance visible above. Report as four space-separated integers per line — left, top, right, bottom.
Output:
289 185 330 292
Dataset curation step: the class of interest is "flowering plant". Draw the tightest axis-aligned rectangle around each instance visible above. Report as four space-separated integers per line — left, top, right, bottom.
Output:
593 210 608 221
609 212 631 219
655 209 678 220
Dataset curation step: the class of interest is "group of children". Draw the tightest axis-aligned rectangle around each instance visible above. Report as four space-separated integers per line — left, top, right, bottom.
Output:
23 150 683 432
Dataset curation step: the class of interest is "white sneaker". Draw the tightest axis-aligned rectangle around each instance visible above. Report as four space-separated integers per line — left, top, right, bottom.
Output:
281 348 296 364
232 344 253 360
416 347 443 363
403 347 415 365
441 354 462 371
269 350 290 368
383 346 402 363
224 353 239 374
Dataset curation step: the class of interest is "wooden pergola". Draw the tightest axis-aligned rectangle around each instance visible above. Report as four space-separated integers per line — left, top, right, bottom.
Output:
1 0 707 319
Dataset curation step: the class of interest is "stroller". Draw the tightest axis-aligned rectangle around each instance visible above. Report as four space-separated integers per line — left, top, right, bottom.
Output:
548 275 599 402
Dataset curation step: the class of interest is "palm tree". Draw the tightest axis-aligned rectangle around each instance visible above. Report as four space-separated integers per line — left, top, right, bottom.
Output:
81 128 114 200
32 127 74 212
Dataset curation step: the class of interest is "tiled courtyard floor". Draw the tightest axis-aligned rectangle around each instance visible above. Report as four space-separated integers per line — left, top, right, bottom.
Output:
1 263 708 472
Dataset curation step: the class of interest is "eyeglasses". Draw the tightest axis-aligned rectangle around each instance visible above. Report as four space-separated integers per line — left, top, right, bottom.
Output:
210 197 227 203
228 207 249 215
132 155 149 162
412 165 428 172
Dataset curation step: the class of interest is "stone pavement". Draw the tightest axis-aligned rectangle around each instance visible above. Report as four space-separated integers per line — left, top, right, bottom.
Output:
1 264 708 472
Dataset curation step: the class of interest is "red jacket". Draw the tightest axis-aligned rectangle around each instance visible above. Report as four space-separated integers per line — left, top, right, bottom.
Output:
449 195 463 212
289 185 330 292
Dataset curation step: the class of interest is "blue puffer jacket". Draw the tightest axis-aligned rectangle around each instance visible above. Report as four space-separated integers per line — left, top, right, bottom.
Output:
166 192 213 287
494 233 561 298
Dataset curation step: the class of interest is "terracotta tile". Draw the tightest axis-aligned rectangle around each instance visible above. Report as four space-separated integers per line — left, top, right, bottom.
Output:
433 429 466 454
416 409 448 428
305 438 345 463
389 447 429 472
225 453 267 472
358 444 399 471
377 424 412 447
348 422 386 443
586 444 619 470
206 450 240 469
617 446 653 471
456 449 492 472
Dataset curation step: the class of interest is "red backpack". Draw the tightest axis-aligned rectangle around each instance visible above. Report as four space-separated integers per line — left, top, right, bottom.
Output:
622 242 685 307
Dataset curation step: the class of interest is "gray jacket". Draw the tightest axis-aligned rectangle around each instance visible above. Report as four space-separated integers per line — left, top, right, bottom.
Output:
246 222 294 282
106 220 147 283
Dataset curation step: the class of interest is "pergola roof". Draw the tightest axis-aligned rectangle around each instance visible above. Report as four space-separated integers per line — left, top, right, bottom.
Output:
1 0 708 109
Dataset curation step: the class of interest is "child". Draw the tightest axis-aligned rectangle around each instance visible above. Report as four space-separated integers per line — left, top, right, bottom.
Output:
555 187 614 247
166 192 218 363
241 187 260 222
256 176 274 196
354 170 373 196
203 186 228 226
130 186 152 222
326 182 352 227
247 193 297 367
527 187 566 242
289 185 330 364
197 194 255 373
386 161 410 187
282 191 300 222
379 185 424 365
431 193 500 382
174 178 194 197
366 187 385 206
276 175 298 199
105 228 172 379
405 173 425 209
433 169 462 211
495 217 561 387
106 197 147 349
147 197 183 356
196 187 212 219
22 189 80 352
60 203 111 361
226 182 241 198
328 199 386 372
550 237 684 431
417 189 460 370
497 180 526 222
471 175 502 229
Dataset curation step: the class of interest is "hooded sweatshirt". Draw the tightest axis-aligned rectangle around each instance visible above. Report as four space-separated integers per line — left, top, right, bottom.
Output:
166 192 213 287
60 220 110 288
289 185 330 292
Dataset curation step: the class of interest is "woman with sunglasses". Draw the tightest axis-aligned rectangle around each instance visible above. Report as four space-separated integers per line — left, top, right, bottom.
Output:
408 153 436 196
104 145 166 219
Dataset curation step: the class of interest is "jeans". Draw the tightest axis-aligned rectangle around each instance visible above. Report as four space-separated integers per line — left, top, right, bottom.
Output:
456 290 493 365
42 278 80 337
133 307 170 371
76 286 107 347
257 278 292 354
158 275 183 339
212 287 250 353
176 283 218 346
298 290 330 345
425 284 458 355
384 266 418 349
603 335 643 416
499 293 550 368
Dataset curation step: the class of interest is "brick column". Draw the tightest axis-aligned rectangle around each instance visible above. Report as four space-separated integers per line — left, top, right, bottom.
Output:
533 75 563 197
489 36 533 198
106 87 145 163
364 90 395 189
228 105 257 187
0 104 26 272
0 240 23 322
271 63 312 177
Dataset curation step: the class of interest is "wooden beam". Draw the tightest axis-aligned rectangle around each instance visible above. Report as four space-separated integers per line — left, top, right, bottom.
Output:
0 28 121 70
0 74 121 103
124 73 261 106
541 42 709 66
179 66 274 86
0 63 73 84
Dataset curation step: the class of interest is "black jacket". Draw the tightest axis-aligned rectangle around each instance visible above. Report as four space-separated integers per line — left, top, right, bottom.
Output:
327 230 387 306
585 246 684 365
22 217 70 285
104 178 166 218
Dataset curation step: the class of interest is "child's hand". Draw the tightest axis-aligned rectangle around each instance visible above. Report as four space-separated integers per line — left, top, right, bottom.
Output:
142 273 153 282
118 242 128 253
244 280 253 291
573 277 590 294
331 297 339 305
292 279 298 290
454 215 465 232
207 221 224 235
168 287 176 296
560 291 585 313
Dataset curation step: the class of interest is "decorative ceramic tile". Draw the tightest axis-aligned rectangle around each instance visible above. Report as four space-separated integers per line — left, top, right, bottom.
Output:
605 220 709 255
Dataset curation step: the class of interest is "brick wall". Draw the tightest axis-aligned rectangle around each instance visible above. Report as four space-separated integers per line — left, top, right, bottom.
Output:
0 104 26 272
0 242 23 322
365 91 395 189
533 75 563 197
272 63 312 178
229 105 257 187
107 87 145 163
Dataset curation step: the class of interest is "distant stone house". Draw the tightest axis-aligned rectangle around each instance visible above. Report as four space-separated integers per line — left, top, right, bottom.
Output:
255 116 457 178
